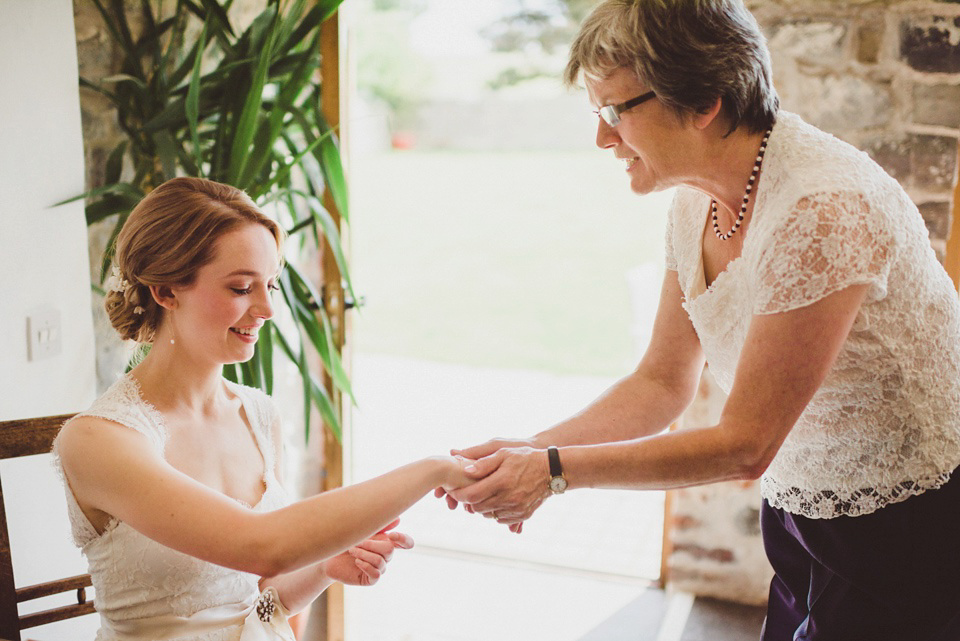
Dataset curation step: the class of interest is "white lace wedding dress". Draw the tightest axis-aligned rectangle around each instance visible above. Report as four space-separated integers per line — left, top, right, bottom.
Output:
665 111 960 519
53 374 296 641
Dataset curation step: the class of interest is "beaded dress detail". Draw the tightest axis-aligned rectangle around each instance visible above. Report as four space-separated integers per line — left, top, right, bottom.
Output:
52 374 293 640
665 111 960 519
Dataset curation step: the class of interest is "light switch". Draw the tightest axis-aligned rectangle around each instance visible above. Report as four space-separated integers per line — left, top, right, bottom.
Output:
27 309 62 361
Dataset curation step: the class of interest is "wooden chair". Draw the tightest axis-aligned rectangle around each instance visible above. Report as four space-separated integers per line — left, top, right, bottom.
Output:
0 414 94 640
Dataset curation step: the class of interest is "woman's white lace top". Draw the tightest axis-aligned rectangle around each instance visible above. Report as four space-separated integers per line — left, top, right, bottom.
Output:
52 374 291 641
665 111 960 519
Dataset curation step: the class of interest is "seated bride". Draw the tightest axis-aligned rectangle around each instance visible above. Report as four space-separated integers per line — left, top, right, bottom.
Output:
55 176 473 641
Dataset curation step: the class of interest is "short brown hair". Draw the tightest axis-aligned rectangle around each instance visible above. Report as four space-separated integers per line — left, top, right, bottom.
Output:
106 177 284 343
565 0 778 135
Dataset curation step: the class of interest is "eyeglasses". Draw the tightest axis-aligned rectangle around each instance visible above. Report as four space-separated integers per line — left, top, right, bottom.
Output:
593 90 656 127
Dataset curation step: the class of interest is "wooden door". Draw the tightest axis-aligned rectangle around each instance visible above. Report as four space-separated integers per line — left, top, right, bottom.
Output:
944 141 960 289
307 10 348 641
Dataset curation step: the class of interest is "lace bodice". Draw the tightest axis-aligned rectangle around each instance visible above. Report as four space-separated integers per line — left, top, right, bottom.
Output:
53 374 292 640
665 111 960 519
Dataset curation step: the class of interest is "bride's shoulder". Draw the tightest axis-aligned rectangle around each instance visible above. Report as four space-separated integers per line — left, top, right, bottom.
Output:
57 414 156 459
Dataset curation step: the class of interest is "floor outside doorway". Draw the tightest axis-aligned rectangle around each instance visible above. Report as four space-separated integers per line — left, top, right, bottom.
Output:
345 354 665 641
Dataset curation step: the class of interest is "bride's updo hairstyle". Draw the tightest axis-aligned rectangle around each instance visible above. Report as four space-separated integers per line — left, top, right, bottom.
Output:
106 177 284 343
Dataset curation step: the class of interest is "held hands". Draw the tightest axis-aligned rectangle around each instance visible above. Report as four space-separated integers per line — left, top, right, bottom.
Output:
434 438 550 533
321 519 414 587
433 437 534 508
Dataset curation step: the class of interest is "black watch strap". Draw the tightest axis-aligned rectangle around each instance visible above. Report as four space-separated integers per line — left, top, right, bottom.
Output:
547 446 563 478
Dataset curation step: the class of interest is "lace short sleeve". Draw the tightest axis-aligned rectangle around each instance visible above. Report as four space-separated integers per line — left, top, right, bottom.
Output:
752 191 893 315
264 395 282 445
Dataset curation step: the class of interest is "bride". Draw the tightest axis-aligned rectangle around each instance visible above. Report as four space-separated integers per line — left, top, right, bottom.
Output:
55 176 473 641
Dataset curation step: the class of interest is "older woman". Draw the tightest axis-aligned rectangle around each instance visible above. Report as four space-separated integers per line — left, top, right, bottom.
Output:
443 1 960 639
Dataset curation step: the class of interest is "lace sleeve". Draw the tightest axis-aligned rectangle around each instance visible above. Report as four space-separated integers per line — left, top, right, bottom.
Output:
753 191 893 315
262 394 282 445
263 395 289 489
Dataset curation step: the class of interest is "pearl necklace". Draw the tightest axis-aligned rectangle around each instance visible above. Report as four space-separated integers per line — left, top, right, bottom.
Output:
712 127 773 241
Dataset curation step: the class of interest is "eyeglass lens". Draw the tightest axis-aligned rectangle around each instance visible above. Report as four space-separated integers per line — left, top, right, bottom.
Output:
594 90 656 127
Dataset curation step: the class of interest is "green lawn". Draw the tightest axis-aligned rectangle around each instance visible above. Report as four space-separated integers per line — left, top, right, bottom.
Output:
349 149 673 377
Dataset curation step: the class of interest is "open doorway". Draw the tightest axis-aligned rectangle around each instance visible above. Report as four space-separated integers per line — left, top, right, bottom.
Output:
341 1 671 639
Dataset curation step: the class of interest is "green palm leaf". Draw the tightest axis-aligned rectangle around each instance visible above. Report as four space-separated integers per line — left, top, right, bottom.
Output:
186 20 209 162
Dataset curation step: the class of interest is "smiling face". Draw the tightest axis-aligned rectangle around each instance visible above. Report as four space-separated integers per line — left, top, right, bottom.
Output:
586 67 694 195
165 223 281 366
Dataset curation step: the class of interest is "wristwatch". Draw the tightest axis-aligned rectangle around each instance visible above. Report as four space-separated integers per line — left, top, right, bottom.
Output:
547 446 568 494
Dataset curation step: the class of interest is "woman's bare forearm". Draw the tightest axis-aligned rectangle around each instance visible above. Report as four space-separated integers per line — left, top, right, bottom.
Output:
530 365 701 448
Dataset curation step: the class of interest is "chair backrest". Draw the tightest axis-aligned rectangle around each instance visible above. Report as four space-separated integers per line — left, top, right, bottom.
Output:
0 414 94 640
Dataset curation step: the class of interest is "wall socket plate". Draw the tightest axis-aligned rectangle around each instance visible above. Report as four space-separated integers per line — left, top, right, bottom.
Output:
27 309 62 361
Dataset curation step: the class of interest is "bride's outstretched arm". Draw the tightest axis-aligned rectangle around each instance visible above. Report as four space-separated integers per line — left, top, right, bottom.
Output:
56 418 473 582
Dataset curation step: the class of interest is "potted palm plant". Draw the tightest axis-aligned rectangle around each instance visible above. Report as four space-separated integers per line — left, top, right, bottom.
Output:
75 0 353 441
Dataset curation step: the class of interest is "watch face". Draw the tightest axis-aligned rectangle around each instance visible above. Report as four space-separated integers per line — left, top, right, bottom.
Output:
549 476 568 494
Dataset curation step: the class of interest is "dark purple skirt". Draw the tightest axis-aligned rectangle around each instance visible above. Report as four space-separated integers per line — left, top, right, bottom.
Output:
761 469 960 641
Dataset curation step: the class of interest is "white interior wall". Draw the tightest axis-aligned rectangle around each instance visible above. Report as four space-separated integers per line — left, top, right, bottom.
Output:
0 1 99 638
0 0 96 419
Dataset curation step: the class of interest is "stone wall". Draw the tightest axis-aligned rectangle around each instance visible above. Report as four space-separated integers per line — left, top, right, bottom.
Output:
751 0 960 259
666 0 960 605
